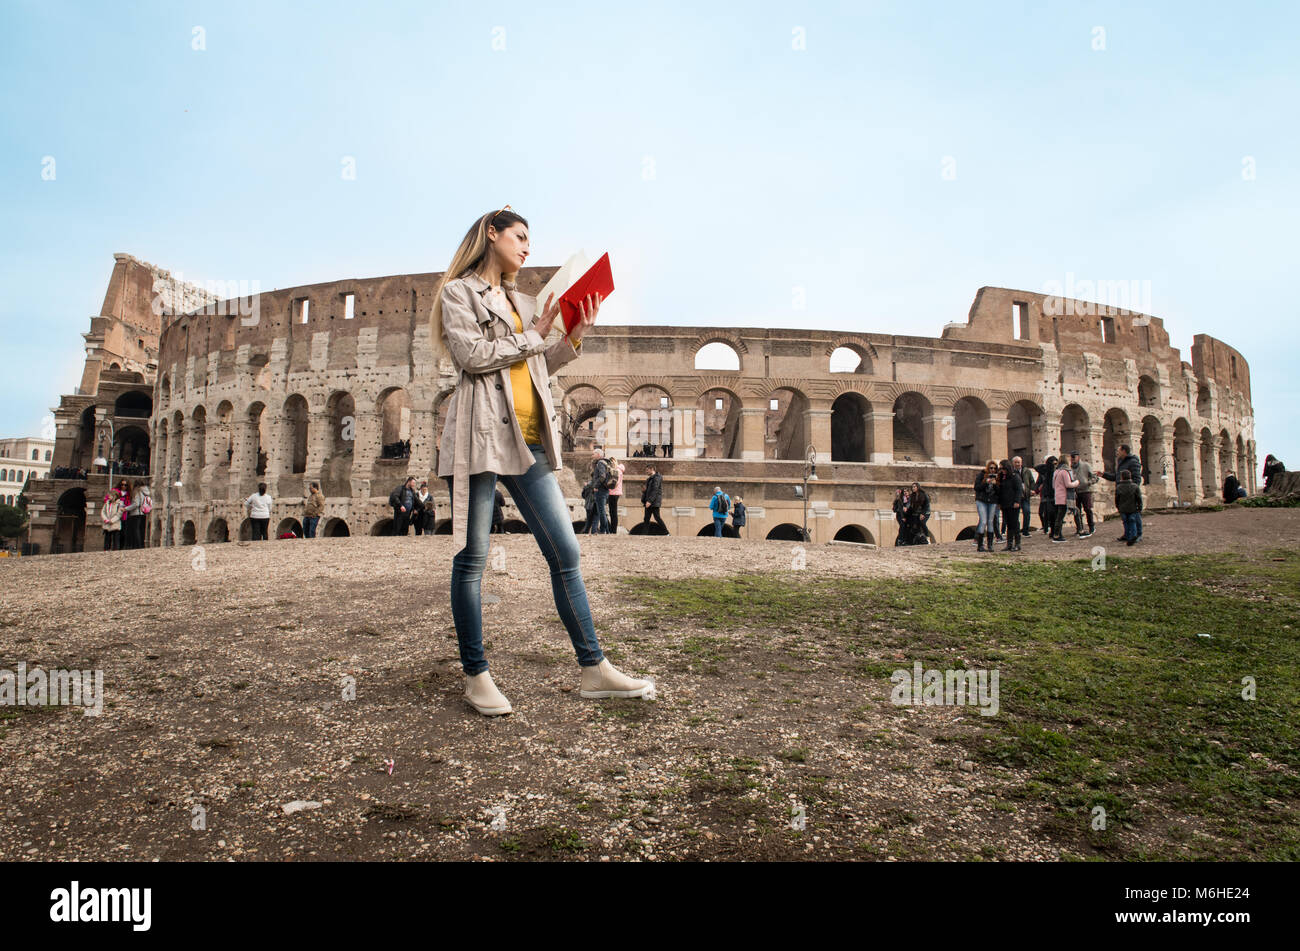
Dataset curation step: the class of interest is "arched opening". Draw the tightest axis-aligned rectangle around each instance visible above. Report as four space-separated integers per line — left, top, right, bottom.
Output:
239 517 253 541
628 520 669 536
831 392 871 462
324 390 356 496
766 387 808 460
952 396 990 466
562 385 606 454
1007 399 1043 468
114 424 150 477
1140 416 1162 487
54 487 87 554
1173 419 1195 502
766 523 809 542
276 517 303 539
72 406 96 471
378 387 412 459
207 518 229 543
1138 375 1160 409
698 522 740 538
214 401 234 466
627 385 674 458
247 402 268 481
1196 384 1212 417
694 341 741 371
833 524 874 544
696 388 742 459
829 346 870 375
1236 435 1248 493
1102 409 1130 476
1059 404 1091 464
1199 427 1216 498
955 526 979 542
371 518 395 536
181 521 196 546
324 517 350 537
502 518 531 534
1218 428 1234 488
113 390 152 419
282 394 309 475
169 410 184 483
892 392 932 463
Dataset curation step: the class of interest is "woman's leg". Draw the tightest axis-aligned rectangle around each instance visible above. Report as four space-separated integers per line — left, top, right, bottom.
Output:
501 447 604 668
448 469 498 675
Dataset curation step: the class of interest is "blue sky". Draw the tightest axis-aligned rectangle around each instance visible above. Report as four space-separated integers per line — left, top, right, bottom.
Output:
2 1 1296 470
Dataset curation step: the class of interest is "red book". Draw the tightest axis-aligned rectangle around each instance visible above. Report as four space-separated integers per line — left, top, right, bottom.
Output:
559 252 614 335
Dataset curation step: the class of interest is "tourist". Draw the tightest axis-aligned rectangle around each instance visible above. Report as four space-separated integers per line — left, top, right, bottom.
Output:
1050 457 1079 542
893 488 909 546
1035 457 1055 534
121 480 145 549
433 205 652 715
607 456 625 534
581 477 596 533
641 463 667 533
492 485 505 533
997 459 1022 552
420 483 437 535
1013 456 1034 538
907 482 931 545
1070 450 1097 537
1101 444 1143 539
1115 470 1143 545
974 459 1000 553
303 482 324 538
588 448 611 534
101 489 124 551
389 476 418 535
1222 471 1244 504
244 483 273 540
709 485 731 537
1263 454 1285 490
414 481 431 535
732 494 747 538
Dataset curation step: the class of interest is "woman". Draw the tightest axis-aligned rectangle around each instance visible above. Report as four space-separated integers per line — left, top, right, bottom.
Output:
434 205 653 715
996 459 1022 552
731 494 747 538
973 460 999 553
607 457 625 534
893 488 909 546
907 482 930 545
101 489 125 551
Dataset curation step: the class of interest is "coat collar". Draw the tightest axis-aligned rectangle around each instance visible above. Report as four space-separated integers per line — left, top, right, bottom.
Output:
458 270 536 329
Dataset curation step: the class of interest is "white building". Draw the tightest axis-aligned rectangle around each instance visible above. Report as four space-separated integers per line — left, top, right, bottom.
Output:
0 437 55 507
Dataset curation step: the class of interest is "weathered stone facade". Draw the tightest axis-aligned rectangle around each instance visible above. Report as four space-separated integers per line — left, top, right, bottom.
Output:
28 255 1256 552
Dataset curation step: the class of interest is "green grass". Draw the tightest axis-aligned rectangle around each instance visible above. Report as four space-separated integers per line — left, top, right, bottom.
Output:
618 549 1300 860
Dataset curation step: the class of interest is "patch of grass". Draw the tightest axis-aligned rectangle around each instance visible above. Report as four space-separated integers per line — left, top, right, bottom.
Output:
619 549 1300 860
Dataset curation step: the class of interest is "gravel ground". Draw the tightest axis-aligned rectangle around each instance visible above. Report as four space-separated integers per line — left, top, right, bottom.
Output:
1 505 1295 861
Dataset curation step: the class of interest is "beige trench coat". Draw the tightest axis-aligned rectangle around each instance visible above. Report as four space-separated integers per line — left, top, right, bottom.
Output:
437 269 583 547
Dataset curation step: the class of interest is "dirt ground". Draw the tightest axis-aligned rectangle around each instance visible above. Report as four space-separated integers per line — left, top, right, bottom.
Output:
1 505 1296 861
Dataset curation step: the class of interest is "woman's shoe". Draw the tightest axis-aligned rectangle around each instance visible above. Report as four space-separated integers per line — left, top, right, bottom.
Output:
580 659 655 699
464 670 513 716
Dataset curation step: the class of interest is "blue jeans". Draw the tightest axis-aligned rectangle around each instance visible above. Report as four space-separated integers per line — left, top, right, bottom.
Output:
976 500 997 533
713 516 725 536
449 444 604 675
1121 512 1140 541
588 489 610 533
303 516 318 538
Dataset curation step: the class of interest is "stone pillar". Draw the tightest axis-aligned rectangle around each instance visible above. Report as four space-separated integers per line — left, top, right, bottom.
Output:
305 410 332 478
802 402 833 464
229 418 256 499
351 409 381 491
1201 434 1220 500
263 417 285 497
983 414 1009 463
924 409 953 467
1157 430 1178 505
408 406 435 476
1085 426 1104 471
869 411 894 464
740 407 767 461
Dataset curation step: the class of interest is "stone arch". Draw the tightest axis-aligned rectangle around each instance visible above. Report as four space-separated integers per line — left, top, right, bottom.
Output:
696 387 743 459
324 390 356 495
1173 418 1195 501
181 520 196 545
214 401 234 466
562 384 607 453
1138 374 1160 409
276 517 303 538
54 486 87 553
955 525 980 542
1007 399 1043 467
952 395 991 466
1199 426 1216 497
627 384 674 457
501 518 531 534
159 374 171 406
378 386 412 457
1059 404 1091 462
371 517 395 536
113 389 152 419
207 518 229 543
831 391 872 462
1102 408 1131 475
1218 428 1234 487
1196 383 1212 417
115 423 150 475
693 340 742 372
324 517 350 537
765 386 809 460
628 520 669 536
833 524 874 544
766 522 808 542
1140 415 1163 487
282 394 309 475
829 343 873 375
892 391 933 463
698 522 740 538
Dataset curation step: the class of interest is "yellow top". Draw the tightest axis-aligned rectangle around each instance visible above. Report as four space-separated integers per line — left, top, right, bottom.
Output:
509 308 543 444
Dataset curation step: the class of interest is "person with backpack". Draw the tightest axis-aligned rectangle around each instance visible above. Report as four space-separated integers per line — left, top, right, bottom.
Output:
587 448 612 534
122 480 151 549
709 486 731 537
731 494 747 538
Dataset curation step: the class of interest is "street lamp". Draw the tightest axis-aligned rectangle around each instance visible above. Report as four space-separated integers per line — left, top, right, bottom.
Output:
797 444 818 543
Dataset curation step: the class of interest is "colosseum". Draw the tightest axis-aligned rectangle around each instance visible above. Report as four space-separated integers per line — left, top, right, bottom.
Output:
25 253 1256 553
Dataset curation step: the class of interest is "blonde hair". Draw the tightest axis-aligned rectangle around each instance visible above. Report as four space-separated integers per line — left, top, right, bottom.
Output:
430 207 530 345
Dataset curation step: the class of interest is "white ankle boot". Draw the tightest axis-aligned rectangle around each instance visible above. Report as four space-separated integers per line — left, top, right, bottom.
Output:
464 670 513 716
579 659 655 699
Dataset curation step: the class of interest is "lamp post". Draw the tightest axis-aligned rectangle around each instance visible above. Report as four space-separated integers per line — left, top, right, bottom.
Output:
799 444 818 543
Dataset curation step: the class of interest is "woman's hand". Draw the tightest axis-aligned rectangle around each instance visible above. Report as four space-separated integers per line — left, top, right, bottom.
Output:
534 293 560 338
570 292 601 343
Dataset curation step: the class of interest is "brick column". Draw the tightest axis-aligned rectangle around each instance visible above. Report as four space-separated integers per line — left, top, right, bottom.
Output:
983 414 1009 463
925 409 952 467
802 401 833 463
869 411 894 464
740 407 767 461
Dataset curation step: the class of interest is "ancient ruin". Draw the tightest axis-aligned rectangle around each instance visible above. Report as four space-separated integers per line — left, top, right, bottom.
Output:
24 254 1256 552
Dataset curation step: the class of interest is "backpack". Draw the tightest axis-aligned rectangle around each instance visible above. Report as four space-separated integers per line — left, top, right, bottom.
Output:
604 463 620 491
714 493 730 516
140 495 152 515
